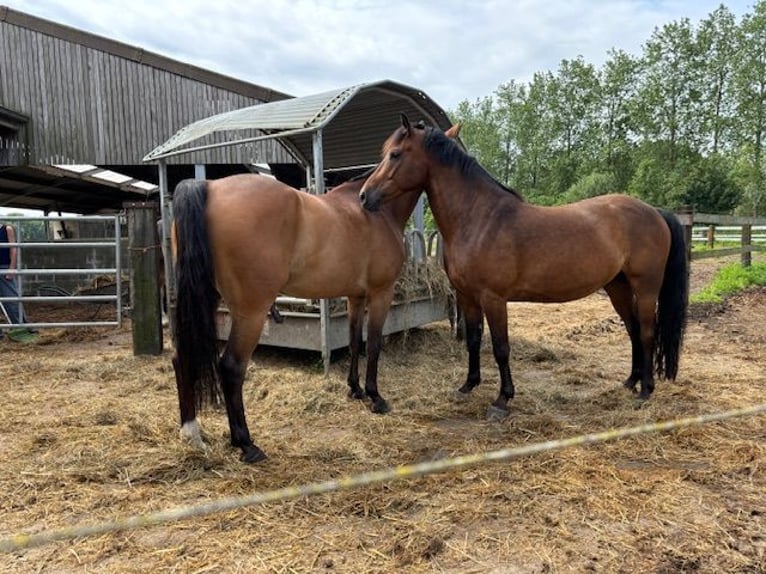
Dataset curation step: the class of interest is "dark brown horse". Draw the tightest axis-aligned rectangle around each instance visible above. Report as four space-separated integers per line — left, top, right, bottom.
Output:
360 115 688 419
170 134 456 462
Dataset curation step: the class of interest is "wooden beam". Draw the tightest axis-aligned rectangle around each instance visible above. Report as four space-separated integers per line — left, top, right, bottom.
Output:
125 200 162 355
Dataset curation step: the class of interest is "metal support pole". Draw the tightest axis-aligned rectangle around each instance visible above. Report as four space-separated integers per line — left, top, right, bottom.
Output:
312 130 331 374
15 219 25 324
115 213 123 326
413 196 425 261
158 160 175 338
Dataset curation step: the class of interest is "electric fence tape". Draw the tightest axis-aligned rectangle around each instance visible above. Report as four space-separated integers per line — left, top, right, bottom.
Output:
2 403 764 553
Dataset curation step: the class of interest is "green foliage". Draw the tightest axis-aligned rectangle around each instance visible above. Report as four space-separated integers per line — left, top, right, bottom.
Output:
445 2 766 214
691 262 766 303
627 156 677 206
731 152 766 215
3 218 47 240
564 172 618 203
451 97 506 180
681 156 741 212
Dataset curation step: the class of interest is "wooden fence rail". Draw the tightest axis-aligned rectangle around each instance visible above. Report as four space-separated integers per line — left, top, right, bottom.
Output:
677 209 766 267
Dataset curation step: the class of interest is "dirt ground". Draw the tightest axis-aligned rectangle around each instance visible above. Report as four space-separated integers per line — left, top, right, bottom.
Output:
0 256 764 573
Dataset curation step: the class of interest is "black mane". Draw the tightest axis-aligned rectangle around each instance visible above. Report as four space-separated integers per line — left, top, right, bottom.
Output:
421 127 524 201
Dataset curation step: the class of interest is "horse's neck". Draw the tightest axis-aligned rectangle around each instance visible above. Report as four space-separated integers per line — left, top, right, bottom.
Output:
384 192 422 231
426 168 515 241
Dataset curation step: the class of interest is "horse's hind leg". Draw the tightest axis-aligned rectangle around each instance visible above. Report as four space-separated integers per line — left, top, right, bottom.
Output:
346 296 366 400
363 287 396 414
219 313 269 463
604 276 642 391
172 352 206 451
634 291 660 399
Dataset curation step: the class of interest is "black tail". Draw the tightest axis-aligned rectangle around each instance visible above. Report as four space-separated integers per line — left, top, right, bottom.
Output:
654 209 689 380
173 179 222 409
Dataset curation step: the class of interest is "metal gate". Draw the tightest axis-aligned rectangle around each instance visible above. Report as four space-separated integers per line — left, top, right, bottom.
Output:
0 214 123 330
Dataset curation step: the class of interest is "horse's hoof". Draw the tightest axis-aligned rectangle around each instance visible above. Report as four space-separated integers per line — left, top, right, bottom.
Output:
184 437 208 452
370 398 390 414
347 387 365 400
453 389 471 402
180 420 208 452
622 378 638 391
457 380 479 395
240 445 268 464
486 405 509 421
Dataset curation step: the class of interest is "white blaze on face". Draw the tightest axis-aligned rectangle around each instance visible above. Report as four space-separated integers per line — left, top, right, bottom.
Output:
179 419 207 451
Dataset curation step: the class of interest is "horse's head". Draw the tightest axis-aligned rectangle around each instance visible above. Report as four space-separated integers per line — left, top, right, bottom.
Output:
360 115 460 212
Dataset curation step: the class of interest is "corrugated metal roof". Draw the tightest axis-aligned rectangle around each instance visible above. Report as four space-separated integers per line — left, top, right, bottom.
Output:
143 80 453 170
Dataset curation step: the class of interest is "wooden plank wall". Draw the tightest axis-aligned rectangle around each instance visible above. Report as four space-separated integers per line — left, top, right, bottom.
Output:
0 19 293 166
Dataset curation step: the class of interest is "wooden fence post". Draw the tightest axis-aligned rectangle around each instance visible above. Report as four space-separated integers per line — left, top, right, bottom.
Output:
707 224 715 249
125 201 163 355
741 224 752 267
676 205 694 266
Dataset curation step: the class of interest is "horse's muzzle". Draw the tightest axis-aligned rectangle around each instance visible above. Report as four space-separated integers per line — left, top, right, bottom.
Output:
359 188 381 212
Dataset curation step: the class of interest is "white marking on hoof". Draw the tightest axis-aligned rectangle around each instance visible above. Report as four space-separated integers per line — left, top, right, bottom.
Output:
486 405 509 421
180 419 207 451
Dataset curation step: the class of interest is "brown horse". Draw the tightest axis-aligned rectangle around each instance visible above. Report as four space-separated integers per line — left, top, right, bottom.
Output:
360 115 688 420
170 128 456 462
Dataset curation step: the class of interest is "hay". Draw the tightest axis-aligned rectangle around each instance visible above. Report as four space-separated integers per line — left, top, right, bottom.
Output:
393 257 452 303
275 255 452 315
0 254 764 572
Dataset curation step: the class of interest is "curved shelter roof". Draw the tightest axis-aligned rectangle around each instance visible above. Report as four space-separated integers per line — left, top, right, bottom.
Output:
143 80 453 171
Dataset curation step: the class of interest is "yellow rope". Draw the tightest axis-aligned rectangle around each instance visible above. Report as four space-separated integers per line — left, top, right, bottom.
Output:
1 403 764 553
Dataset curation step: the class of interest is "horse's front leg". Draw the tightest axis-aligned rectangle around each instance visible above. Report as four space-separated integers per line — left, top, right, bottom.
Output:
172 352 206 451
219 319 267 463
363 287 396 414
456 293 483 396
346 296 366 400
481 297 514 421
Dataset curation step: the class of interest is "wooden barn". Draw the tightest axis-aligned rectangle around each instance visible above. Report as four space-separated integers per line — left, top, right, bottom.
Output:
0 5 299 346
0 5 294 213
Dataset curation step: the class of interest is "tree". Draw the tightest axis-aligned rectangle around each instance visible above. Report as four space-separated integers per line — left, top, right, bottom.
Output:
633 19 703 165
493 80 527 185
513 71 558 200
598 49 640 191
682 155 741 212
445 2 765 214
451 97 505 179
697 5 738 153
565 171 618 203
627 155 679 207
732 0 766 215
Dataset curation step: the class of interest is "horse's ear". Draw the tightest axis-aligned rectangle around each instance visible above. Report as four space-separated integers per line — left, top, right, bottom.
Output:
445 123 462 139
400 113 412 135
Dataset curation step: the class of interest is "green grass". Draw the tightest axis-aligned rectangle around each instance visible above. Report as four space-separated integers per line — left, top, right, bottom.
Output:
691 262 766 304
691 240 742 252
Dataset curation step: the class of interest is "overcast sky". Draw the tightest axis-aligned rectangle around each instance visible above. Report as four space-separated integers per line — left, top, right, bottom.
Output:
2 0 756 111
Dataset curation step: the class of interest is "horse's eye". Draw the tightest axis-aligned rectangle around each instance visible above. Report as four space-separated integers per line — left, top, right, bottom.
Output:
390 150 401 160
